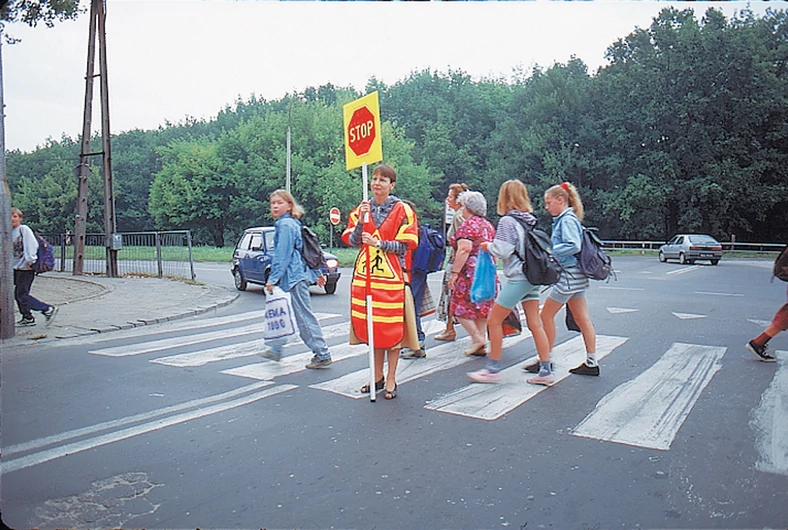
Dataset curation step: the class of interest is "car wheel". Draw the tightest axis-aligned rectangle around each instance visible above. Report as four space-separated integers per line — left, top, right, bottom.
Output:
233 269 247 291
658 251 666 263
679 252 687 264
711 259 719 266
324 282 337 295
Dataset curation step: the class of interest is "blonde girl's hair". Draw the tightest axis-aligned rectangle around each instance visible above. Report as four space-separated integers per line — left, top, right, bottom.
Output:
545 182 585 221
497 179 533 216
270 189 304 219
11 207 23 218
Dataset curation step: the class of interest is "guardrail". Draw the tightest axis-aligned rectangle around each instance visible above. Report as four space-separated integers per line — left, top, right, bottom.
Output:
42 230 195 280
602 240 784 253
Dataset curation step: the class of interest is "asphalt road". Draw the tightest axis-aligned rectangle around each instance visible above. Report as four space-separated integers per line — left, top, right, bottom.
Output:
2 257 787 529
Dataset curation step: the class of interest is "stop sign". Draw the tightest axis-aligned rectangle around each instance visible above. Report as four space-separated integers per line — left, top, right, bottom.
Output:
329 207 341 226
347 106 376 157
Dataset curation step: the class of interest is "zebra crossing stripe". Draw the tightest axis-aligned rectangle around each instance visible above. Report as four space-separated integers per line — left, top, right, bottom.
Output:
151 321 353 368
425 335 628 421
750 352 788 476
1 384 297 475
572 342 725 450
220 342 368 380
310 331 533 399
90 313 340 357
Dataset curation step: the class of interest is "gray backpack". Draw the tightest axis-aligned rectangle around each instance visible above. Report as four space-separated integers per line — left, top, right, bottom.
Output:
576 227 615 281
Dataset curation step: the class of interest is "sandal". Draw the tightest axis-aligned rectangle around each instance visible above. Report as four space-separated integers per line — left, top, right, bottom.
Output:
464 342 487 356
360 377 385 394
435 329 457 342
384 384 397 400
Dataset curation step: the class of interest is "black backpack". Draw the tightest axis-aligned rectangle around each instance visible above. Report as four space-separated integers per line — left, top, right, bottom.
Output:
412 224 446 274
773 245 788 282
300 225 326 270
508 215 562 286
576 226 615 281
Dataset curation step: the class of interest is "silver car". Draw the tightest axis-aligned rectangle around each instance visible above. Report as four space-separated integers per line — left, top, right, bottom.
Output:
658 234 722 265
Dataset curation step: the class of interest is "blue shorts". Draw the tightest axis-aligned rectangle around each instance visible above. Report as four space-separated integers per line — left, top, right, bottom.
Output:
495 279 541 309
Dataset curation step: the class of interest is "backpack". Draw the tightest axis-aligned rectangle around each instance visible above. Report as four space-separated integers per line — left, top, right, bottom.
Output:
412 224 446 274
773 245 788 282
32 233 55 274
576 226 615 281
300 225 326 270
508 216 563 286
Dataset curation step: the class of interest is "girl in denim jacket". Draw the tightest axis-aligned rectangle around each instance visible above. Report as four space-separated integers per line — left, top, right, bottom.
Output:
540 182 599 376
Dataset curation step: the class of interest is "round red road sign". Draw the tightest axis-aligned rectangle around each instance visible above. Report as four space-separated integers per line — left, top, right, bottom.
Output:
347 106 376 157
329 207 341 226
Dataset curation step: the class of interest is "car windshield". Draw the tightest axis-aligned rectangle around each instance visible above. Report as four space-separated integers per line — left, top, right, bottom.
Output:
688 235 719 245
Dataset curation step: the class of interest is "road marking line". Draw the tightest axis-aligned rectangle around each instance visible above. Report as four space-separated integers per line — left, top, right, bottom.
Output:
747 319 772 328
3 382 273 457
90 313 340 357
425 335 628 421
750 353 788 476
151 321 352 367
310 331 533 399
694 291 744 297
666 265 700 275
607 307 639 314
572 342 725 450
1 384 296 475
219 319 449 379
599 286 645 291
672 312 707 320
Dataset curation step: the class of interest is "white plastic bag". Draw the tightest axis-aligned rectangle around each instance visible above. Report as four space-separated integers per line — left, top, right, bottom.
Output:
264 287 297 342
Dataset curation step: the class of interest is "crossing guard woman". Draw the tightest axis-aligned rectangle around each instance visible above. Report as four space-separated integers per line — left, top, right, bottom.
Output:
342 164 420 400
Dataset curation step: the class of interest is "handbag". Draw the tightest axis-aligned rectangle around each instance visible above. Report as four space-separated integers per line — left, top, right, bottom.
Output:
470 249 496 303
502 310 523 337
264 287 297 344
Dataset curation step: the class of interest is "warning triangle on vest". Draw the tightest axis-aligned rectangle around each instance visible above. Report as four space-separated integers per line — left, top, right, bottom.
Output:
356 247 397 280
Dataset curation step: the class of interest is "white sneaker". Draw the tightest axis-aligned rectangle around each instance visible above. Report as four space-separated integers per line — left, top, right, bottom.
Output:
467 368 501 384
527 373 555 386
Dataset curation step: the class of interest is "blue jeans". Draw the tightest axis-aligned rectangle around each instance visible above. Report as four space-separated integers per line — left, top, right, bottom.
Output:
270 280 330 360
410 272 427 345
14 269 50 318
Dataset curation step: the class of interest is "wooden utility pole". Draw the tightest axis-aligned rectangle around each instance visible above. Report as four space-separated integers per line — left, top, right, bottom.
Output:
74 0 117 277
0 36 15 339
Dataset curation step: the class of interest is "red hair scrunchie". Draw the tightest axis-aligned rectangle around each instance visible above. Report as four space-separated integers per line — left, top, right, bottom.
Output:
560 182 570 191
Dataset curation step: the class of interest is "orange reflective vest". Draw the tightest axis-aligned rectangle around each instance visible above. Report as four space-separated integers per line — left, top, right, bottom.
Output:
342 200 418 348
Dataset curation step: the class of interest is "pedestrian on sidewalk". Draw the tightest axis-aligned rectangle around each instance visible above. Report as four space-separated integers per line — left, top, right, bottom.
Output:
262 190 333 369
11 207 57 327
746 283 787 363
539 182 599 376
467 180 552 385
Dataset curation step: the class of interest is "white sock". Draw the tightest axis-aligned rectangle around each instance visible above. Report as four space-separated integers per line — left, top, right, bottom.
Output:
586 353 597 367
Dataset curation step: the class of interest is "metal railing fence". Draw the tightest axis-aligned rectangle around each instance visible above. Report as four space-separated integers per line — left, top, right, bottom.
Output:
43 230 195 280
602 240 784 253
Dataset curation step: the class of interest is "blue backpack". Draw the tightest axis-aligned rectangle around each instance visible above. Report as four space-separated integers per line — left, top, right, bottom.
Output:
412 224 446 274
33 233 55 274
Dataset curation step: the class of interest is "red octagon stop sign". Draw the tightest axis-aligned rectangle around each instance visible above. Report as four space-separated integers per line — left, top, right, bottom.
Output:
347 106 376 157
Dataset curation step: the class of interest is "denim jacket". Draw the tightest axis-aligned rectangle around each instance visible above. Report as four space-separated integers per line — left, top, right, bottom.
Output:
550 207 583 267
268 213 315 291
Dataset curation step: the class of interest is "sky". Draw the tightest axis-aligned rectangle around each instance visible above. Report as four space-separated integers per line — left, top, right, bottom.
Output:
2 0 780 153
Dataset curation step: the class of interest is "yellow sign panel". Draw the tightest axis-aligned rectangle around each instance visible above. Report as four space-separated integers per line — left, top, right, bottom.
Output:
356 247 396 280
343 91 383 170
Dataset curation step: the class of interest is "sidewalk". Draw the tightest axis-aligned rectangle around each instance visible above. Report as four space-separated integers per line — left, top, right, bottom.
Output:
1 272 238 347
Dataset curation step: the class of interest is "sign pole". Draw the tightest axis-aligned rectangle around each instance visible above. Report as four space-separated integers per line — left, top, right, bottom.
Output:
362 162 376 402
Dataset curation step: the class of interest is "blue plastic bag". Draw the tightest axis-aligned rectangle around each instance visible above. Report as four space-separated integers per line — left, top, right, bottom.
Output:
470 250 496 303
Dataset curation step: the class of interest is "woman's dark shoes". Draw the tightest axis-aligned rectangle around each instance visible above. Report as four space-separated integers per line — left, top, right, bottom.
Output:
360 377 385 394
384 384 397 400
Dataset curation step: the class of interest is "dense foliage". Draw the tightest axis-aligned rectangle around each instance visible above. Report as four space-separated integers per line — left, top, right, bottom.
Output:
8 7 788 246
